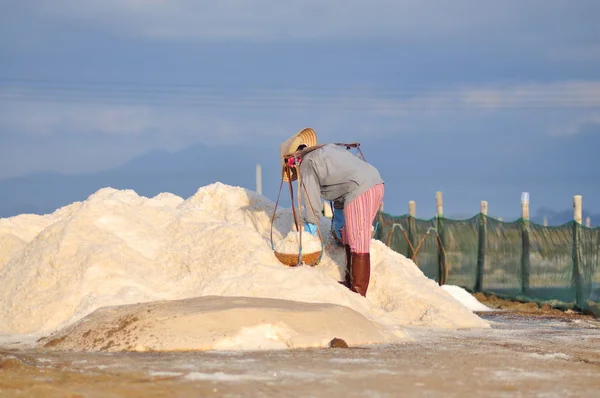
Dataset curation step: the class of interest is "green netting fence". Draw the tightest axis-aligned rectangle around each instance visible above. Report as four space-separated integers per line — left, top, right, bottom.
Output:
373 212 600 317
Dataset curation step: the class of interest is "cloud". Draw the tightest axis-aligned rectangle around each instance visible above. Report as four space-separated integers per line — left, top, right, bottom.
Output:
0 88 298 146
1 79 598 169
0 101 153 135
1 80 599 213
1 80 598 162
3 80 599 113
21 0 459 40
458 81 600 111
6 0 599 44
552 114 600 136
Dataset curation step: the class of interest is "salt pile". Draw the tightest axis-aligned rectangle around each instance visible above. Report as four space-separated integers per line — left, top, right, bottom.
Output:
275 230 322 255
441 285 493 312
38 296 387 352
0 183 489 351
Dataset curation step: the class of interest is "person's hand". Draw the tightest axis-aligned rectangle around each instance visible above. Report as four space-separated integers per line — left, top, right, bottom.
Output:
303 222 317 236
333 208 345 240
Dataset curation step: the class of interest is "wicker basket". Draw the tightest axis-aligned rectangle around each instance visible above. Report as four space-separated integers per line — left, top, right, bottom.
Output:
274 250 322 267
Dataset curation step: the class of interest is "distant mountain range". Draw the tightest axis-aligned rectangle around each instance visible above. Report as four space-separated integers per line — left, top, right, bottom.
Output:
1 137 598 226
0 143 280 218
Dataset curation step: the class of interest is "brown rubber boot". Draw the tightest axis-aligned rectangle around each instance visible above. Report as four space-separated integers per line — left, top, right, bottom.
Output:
338 244 352 289
350 253 370 297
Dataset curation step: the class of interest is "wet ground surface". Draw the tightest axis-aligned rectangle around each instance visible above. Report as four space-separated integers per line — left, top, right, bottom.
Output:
1 312 600 398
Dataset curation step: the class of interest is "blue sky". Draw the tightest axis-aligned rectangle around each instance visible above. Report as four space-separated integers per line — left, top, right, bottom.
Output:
1 0 599 218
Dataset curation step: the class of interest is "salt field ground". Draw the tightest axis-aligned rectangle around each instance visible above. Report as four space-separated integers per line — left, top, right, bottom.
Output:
1 311 599 398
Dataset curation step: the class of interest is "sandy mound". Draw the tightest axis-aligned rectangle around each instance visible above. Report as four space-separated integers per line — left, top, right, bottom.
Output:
39 296 390 352
0 182 488 351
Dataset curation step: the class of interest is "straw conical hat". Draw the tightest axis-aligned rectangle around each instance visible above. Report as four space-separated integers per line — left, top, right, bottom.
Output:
279 128 318 182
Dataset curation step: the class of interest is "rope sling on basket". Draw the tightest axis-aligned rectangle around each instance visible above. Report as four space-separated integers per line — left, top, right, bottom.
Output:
270 155 324 266
269 142 367 267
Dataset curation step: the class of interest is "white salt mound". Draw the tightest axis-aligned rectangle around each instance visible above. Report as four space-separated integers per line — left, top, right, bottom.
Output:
441 285 493 312
39 296 387 352
0 183 489 351
275 230 322 255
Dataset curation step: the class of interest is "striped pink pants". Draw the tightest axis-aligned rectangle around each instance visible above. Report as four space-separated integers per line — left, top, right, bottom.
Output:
342 183 384 253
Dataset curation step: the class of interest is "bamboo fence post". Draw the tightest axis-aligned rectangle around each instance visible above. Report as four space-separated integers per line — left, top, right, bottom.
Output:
543 216 548 227
521 193 530 220
520 192 531 296
436 191 446 286
475 201 488 292
436 192 444 218
255 164 262 195
572 195 584 309
585 217 591 228
574 196 583 224
407 201 417 259
409 200 416 217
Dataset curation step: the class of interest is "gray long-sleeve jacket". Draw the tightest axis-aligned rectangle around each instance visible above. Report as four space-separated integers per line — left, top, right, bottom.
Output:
298 144 384 225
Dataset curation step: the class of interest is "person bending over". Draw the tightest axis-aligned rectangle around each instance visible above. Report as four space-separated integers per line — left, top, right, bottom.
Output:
293 143 384 297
